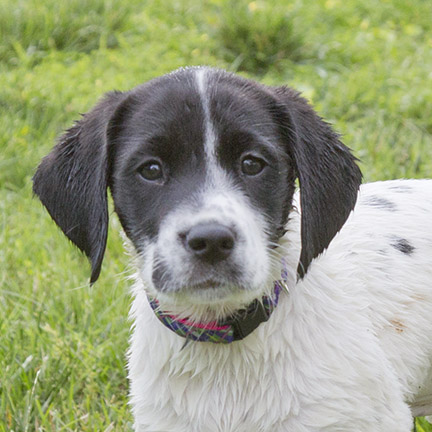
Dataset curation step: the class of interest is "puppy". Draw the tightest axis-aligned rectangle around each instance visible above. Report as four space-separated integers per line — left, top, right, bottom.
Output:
33 67 432 431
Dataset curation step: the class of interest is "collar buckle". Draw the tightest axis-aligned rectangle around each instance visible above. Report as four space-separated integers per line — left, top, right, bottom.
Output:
224 299 270 340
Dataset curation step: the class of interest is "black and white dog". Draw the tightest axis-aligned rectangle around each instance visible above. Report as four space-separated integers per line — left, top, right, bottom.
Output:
34 67 432 431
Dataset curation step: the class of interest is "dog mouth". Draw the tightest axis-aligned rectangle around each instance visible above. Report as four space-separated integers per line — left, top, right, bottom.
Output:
188 278 232 290
151 252 246 295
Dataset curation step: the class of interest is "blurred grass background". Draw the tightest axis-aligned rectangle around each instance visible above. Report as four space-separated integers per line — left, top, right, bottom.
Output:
1 0 431 430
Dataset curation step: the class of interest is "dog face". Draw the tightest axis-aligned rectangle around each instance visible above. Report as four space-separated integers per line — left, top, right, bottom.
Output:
108 70 294 305
33 67 361 310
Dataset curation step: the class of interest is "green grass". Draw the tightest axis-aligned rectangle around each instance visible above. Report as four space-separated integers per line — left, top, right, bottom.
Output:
1 0 431 430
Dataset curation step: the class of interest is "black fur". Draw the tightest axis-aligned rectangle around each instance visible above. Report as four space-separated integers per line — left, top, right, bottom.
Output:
391 237 415 256
364 196 396 210
33 67 362 282
33 91 126 283
269 86 362 277
389 185 413 193
107 73 208 246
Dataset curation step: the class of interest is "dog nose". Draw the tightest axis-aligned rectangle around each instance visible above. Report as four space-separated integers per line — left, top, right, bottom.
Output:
183 223 235 263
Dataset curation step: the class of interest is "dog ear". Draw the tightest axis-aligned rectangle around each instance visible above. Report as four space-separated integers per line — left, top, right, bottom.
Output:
270 86 362 278
33 91 126 283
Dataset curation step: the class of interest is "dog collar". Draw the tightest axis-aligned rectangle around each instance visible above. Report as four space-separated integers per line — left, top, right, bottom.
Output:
148 281 284 344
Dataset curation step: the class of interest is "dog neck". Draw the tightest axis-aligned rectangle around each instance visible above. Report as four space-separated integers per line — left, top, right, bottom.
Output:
147 281 285 344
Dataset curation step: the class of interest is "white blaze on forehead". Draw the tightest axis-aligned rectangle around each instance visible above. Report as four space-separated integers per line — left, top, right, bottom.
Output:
195 68 220 178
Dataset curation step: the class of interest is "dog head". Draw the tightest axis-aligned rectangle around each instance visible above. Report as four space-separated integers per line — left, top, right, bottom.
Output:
33 67 361 312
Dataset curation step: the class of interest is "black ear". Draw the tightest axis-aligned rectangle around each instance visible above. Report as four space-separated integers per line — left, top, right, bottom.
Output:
270 86 362 277
33 91 126 283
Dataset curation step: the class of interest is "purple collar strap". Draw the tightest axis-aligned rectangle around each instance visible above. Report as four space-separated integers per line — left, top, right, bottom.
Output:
148 281 283 344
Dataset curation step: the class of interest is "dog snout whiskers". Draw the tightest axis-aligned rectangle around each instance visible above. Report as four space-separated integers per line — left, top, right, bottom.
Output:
181 223 235 264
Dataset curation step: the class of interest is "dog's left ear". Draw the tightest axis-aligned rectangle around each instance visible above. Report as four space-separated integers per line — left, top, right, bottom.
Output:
269 86 362 277
33 91 127 283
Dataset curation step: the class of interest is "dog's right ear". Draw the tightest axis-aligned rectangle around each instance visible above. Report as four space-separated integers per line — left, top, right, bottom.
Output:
33 91 127 283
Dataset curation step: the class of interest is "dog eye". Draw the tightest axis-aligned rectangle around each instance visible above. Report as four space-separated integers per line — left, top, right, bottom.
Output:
137 160 163 181
241 156 266 176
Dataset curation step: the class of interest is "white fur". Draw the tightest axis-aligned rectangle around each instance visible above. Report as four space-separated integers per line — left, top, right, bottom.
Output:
128 179 432 431
195 68 219 179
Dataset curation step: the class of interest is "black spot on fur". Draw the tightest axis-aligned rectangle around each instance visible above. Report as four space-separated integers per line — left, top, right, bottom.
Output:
390 238 415 256
364 196 396 210
388 185 412 193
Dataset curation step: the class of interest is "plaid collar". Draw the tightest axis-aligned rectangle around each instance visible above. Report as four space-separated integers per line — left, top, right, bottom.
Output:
147 280 284 344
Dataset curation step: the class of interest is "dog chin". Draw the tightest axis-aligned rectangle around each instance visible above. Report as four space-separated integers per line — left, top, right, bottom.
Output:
159 279 254 304
182 283 251 304
147 275 269 313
